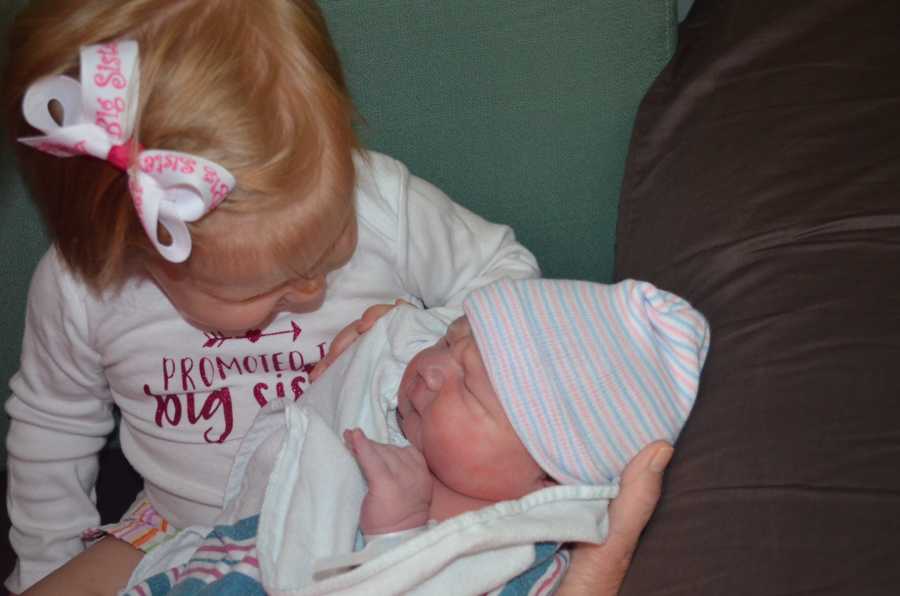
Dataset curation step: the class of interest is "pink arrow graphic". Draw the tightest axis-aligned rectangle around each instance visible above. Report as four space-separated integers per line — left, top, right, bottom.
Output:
203 321 303 348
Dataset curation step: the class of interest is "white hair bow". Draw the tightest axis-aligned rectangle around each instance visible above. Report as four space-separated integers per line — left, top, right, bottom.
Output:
18 40 235 263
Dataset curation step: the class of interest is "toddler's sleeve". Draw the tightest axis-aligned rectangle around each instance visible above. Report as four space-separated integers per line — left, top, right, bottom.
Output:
4 250 116 594
397 172 540 307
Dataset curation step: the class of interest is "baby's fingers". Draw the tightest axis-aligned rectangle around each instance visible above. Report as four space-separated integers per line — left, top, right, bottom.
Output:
392 442 428 474
343 428 390 479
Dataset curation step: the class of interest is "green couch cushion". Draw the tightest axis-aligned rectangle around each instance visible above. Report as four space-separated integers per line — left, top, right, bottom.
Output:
322 0 676 281
1 0 45 464
0 1 676 461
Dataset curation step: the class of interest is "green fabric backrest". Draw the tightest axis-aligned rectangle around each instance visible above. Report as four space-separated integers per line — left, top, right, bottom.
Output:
322 0 677 281
0 1 676 460
1 0 44 464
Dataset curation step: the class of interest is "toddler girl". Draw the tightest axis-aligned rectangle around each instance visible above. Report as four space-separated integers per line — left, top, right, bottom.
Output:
4 1 537 593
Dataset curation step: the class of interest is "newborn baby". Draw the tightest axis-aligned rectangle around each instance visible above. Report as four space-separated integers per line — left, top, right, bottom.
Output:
343 315 555 537
343 278 710 544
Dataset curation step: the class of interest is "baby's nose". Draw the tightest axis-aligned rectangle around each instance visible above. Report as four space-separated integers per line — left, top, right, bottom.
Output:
422 367 445 392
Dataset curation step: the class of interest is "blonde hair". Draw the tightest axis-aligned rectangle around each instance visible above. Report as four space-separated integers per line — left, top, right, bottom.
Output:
4 0 358 290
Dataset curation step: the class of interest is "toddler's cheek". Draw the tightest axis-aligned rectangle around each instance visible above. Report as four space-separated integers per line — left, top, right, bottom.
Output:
186 303 276 334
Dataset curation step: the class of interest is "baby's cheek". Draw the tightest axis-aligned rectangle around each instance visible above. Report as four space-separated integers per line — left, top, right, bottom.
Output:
433 414 481 455
450 423 544 501
425 423 492 491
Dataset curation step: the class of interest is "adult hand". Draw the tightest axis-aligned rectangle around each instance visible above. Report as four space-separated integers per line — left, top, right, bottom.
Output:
556 441 672 596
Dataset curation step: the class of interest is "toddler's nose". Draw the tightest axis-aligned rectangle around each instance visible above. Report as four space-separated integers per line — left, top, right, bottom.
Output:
278 276 325 310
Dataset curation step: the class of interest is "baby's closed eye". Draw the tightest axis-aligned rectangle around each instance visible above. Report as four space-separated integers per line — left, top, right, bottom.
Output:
394 407 408 440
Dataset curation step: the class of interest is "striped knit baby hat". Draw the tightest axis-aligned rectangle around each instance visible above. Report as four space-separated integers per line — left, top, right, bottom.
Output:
462 278 710 485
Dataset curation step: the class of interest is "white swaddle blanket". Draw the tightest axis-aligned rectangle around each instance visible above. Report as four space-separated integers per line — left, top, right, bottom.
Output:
126 307 618 595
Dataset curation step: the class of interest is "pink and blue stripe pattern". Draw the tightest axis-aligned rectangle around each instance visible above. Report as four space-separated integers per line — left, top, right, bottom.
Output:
125 515 265 596
464 279 709 485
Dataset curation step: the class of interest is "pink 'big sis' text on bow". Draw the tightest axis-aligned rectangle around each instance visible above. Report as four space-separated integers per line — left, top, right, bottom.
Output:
18 40 235 263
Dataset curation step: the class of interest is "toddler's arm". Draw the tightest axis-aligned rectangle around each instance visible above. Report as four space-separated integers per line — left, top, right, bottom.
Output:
368 153 538 307
402 172 539 305
343 428 432 535
5 252 116 593
19 537 142 596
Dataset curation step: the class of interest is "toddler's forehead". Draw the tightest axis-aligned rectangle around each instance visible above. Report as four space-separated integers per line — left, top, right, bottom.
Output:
189 260 289 292
185 186 357 287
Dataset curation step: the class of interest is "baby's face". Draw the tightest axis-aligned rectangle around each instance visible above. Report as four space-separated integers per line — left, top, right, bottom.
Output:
397 316 547 501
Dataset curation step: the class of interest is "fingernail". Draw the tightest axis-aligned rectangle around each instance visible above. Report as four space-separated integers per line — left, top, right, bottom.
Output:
649 446 674 473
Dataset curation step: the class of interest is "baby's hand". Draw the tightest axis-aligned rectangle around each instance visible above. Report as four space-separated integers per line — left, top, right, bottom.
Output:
343 428 432 535
311 300 411 382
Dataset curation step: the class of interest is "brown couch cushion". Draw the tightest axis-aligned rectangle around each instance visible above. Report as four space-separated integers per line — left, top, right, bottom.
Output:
615 1 900 594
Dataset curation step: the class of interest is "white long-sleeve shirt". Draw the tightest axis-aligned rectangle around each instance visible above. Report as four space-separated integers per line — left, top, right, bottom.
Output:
4 150 539 593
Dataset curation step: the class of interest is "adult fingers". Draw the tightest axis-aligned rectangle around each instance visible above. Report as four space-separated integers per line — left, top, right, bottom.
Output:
603 441 671 567
556 441 672 596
